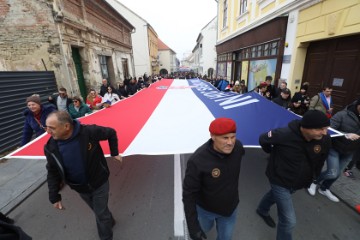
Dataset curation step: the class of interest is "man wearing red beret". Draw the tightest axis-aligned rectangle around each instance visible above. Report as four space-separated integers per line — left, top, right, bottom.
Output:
183 118 245 240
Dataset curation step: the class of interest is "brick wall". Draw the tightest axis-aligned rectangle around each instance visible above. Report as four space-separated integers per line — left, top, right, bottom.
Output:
62 0 132 46
0 0 57 63
63 0 83 21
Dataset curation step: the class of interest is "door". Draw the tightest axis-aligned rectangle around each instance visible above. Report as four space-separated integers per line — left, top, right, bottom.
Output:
303 34 360 112
71 47 87 101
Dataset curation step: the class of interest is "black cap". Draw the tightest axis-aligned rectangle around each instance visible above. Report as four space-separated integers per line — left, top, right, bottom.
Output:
281 88 291 95
301 110 330 129
356 98 360 106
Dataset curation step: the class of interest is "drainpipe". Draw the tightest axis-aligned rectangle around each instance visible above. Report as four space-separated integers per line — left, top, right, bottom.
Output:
56 24 74 95
130 28 136 77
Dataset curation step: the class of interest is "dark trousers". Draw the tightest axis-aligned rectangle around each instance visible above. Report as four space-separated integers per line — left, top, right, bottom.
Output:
79 181 113 240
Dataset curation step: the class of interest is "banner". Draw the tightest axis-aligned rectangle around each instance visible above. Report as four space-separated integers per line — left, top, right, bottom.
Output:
7 79 338 159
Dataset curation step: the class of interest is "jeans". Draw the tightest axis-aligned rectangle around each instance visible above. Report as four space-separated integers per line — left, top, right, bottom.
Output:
196 205 238 240
79 181 114 240
257 183 296 240
316 148 354 190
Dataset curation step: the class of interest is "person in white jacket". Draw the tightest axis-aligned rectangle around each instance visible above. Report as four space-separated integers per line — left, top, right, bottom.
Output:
102 86 120 104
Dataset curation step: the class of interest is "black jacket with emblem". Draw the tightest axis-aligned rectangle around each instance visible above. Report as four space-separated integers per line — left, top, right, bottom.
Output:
44 124 118 204
259 120 331 190
182 139 245 236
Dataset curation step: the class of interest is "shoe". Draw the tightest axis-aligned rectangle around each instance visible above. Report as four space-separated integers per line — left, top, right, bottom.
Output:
307 183 317 196
318 189 339 202
344 170 355 179
256 209 276 228
0 212 14 224
111 217 116 228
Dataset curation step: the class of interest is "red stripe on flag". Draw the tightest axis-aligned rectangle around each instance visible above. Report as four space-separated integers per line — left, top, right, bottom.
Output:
11 79 173 158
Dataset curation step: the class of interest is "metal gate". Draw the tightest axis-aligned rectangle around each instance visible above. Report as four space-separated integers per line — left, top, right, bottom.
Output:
0 71 57 156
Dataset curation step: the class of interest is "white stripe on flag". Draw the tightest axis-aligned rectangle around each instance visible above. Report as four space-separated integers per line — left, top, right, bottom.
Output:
123 80 215 156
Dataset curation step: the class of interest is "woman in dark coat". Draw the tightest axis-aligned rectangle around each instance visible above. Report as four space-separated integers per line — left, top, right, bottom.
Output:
21 94 56 146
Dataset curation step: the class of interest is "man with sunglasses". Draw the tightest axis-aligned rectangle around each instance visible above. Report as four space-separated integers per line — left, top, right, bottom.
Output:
48 87 72 111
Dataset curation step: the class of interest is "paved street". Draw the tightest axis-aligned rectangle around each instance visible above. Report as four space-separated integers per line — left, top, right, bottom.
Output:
5 149 360 239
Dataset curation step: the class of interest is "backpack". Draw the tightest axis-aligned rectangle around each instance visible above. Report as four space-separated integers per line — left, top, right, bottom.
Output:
217 80 230 91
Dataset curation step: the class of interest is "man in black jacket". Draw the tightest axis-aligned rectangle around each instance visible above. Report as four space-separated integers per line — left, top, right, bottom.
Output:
183 118 245 240
256 110 331 240
44 111 122 240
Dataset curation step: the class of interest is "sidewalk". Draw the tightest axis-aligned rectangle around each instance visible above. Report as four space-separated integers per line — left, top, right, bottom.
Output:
1 157 360 214
332 167 360 209
0 158 47 214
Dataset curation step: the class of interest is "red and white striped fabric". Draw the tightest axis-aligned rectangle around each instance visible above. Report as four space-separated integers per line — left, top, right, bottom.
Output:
9 79 339 159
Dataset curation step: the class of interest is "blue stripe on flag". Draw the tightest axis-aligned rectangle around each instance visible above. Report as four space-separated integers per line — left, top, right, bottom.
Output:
187 79 301 146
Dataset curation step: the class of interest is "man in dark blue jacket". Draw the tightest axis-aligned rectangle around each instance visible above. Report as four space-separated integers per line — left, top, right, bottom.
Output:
44 111 122 240
256 110 331 240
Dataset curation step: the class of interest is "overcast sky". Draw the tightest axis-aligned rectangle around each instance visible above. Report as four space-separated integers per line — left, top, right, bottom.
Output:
115 0 218 60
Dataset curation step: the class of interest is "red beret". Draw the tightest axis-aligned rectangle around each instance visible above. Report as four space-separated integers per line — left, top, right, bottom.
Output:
259 82 268 88
209 118 236 135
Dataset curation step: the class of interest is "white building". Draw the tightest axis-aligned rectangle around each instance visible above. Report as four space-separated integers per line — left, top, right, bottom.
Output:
106 0 151 79
158 38 177 75
192 17 217 78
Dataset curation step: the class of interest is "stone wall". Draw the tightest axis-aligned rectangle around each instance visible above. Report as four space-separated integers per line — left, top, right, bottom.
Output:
0 0 134 96
0 0 59 69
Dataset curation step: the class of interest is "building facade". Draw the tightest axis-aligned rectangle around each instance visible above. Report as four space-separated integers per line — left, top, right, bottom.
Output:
106 0 159 78
158 38 177 76
216 0 360 110
148 24 159 75
192 17 217 78
0 0 134 100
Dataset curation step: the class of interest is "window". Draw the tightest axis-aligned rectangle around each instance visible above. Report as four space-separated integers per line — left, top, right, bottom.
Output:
99 55 109 79
251 47 257 58
239 0 247 15
257 45 262 57
223 0 228 29
271 42 278 55
121 58 129 80
263 43 269 56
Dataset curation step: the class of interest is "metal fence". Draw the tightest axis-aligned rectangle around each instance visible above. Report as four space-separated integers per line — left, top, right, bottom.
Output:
0 71 57 156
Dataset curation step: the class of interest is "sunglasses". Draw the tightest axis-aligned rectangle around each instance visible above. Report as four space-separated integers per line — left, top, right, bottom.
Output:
73 100 79 103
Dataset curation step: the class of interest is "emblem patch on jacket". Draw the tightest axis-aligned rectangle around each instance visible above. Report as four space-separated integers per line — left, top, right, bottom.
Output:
314 145 321 153
212 168 221 178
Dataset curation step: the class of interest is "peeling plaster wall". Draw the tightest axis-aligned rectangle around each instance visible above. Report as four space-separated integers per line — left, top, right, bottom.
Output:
0 0 60 73
0 0 134 96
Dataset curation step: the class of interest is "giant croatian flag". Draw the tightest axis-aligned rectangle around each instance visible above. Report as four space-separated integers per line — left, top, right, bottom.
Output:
9 79 306 159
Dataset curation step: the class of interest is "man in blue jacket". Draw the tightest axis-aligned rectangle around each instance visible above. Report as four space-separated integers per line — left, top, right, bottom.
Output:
44 111 122 240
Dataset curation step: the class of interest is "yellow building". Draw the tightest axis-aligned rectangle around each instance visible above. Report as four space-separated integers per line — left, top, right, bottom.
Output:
216 0 360 110
147 24 159 75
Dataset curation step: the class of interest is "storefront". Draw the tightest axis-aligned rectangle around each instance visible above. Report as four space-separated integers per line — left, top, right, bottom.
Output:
216 17 288 90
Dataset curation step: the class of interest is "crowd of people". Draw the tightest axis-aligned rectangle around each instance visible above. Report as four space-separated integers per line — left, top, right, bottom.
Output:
10 73 360 240
20 74 163 146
